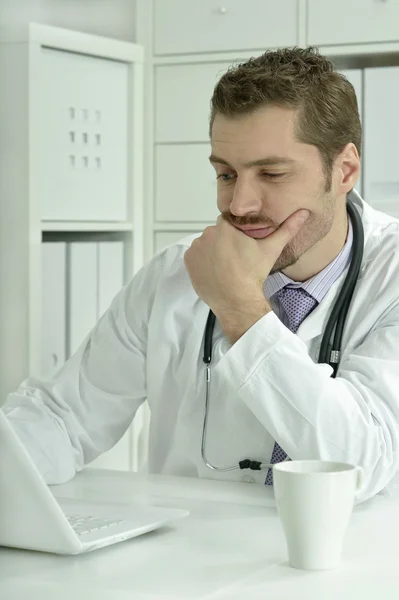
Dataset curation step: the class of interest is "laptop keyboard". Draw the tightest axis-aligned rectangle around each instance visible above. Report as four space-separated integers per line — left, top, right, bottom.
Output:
66 514 126 536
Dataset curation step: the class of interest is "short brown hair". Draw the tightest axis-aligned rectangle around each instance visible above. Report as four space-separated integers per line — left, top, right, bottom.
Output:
210 47 362 188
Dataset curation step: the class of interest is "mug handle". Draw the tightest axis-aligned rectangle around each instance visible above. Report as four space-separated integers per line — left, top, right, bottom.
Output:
355 466 365 492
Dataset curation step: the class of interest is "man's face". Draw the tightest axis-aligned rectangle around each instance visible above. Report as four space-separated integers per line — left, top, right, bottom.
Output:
210 105 339 273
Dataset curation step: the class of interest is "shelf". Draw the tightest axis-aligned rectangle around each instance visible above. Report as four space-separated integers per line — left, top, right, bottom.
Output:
41 221 134 232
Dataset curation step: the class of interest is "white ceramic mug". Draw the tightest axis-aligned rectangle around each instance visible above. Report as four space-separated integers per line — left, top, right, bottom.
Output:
273 460 364 571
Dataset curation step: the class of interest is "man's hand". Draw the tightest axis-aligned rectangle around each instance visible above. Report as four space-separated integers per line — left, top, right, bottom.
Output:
184 209 310 343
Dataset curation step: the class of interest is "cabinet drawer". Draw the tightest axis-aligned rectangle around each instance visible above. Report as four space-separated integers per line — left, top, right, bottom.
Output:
41 242 66 378
155 144 219 222
154 0 298 55
38 47 128 221
364 67 399 217
155 62 231 143
155 65 364 147
308 0 399 45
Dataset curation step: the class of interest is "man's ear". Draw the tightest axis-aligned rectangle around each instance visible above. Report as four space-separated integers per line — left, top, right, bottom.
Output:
336 143 361 194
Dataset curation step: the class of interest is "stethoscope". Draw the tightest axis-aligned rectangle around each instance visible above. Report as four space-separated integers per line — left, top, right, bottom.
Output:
201 190 365 473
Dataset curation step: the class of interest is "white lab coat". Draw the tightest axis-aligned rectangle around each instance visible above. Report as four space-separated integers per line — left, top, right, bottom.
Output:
3 194 399 502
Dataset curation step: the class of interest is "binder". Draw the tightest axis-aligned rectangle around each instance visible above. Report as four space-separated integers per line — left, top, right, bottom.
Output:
41 243 66 378
67 242 97 357
42 239 129 470
97 241 124 318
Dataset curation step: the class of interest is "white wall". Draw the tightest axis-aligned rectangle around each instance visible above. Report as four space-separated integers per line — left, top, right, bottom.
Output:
0 0 136 42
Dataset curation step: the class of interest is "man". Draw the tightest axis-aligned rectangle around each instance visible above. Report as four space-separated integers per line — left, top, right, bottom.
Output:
3 47 399 502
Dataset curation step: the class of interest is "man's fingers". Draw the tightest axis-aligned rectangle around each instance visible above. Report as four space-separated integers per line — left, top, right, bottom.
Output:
273 209 310 245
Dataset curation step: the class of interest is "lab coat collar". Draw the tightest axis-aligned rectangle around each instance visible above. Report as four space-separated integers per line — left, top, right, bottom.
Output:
296 191 373 343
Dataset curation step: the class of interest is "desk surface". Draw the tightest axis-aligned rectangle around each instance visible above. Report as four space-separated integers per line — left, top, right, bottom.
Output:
1 469 399 600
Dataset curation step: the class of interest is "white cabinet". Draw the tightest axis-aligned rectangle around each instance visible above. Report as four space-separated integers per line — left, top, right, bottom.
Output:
364 67 399 217
155 144 219 222
155 63 231 143
154 0 298 55
0 23 143 404
154 231 201 253
308 0 399 46
41 243 66 378
38 48 129 222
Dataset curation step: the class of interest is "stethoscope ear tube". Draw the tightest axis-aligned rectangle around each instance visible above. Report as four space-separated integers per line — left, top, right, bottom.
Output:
318 193 364 374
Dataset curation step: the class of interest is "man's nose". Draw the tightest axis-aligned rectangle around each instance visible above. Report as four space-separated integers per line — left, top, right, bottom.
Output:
229 177 263 217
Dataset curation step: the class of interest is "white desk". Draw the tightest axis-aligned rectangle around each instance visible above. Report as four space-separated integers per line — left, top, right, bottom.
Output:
1 469 398 599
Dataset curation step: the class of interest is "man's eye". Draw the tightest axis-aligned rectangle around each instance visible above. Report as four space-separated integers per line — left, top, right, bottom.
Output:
263 172 285 179
217 173 235 182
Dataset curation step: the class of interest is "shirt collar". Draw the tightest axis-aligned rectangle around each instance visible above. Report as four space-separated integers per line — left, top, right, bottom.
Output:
265 217 353 304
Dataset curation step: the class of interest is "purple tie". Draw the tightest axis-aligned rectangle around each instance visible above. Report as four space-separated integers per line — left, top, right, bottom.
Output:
265 286 318 485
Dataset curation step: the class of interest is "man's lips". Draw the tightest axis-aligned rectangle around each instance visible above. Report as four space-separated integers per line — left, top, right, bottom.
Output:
233 225 275 239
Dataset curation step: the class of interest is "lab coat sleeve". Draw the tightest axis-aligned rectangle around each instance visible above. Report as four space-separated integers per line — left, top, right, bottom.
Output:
1 250 169 485
215 305 399 502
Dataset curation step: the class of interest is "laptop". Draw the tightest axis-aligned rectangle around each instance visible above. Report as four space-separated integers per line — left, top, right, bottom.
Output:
0 410 189 554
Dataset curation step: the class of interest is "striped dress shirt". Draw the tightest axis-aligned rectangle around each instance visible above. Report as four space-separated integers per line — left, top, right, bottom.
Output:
265 219 353 326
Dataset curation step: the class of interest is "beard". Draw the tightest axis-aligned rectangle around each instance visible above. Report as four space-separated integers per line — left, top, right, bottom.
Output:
221 186 336 274
271 191 335 273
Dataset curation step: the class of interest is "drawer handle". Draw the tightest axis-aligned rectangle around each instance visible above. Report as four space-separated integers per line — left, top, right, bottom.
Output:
219 6 227 14
52 353 58 367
